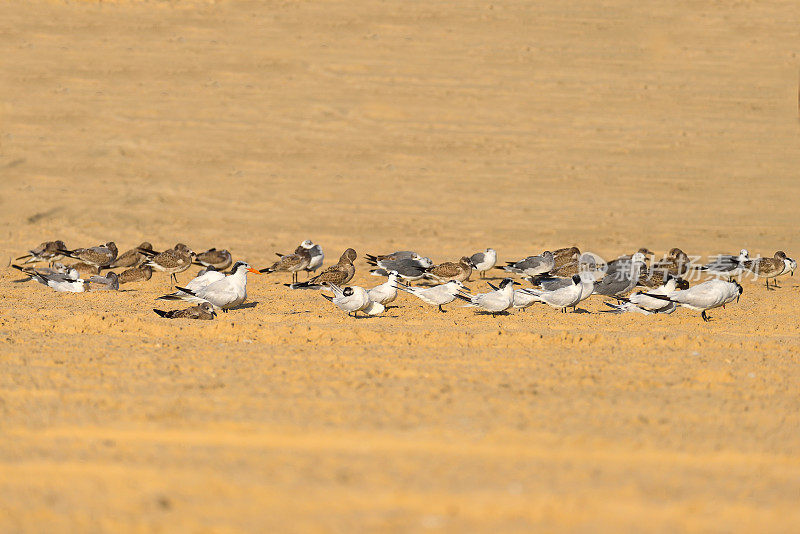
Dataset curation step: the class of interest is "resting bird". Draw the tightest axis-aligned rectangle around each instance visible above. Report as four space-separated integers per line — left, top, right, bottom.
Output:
322 284 384 317
644 279 742 322
153 302 217 320
455 278 517 316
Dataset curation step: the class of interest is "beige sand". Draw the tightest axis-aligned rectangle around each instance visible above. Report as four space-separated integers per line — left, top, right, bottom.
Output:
1 0 799 531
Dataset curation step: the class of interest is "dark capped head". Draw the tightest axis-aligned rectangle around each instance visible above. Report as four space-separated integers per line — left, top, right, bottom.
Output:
343 287 354 296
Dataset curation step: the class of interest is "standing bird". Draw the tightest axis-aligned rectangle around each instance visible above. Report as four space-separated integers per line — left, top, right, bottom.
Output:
699 249 749 280
742 251 791 289
16 240 67 266
163 261 259 311
593 252 646 299
58 242 118 268
424 257 474 283
260 244 312 283
194 248 233 271
153 302 217 320
520 275 584 313
367 271 399 307
512 288 540 311
288 248 357 289
396 280 468 312
301 240 324 275
119 265 152 284
644 279 742 322
142 243 195 286
531 270 597 309
109 242 153 269
158 267 225 300
469 248 497 279
778 254 797 281
503 251 555 277
322 284 383 317
456 278 517 316
368 254 432 281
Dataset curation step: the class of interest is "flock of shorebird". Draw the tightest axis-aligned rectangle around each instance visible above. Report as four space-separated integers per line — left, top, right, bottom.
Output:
9 239 796 322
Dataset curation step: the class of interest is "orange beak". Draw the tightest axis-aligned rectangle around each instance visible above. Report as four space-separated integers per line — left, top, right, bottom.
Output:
247 268 260 274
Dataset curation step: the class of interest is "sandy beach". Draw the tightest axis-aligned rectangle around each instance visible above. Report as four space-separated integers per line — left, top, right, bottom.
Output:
1 0 799 531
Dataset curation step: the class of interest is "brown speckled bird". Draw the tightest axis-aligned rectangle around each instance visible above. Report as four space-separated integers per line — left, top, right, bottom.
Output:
16 240 67 266
58 241 118 267
194 248 233 271
142 243 195 286
288 248 357 289
552 246 580 269
743 251 789 289
109 242 153 269
119 265 152 284
153 302 217 320
260 245 311 283
424 257 473 283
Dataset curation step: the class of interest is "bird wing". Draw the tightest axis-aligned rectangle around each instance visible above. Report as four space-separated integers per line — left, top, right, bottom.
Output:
469 252 485 265
427 262 460 277
186 271 225 292
310 267 347 285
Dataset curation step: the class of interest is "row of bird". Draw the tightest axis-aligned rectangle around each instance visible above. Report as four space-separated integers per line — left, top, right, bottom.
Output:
10 240 796 322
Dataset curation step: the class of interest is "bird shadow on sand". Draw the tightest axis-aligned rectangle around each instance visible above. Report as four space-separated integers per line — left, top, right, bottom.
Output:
230 302 259 310
471 310 512 317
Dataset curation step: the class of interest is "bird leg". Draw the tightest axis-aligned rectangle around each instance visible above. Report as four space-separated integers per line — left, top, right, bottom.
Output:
701 310 709 322
438 305 446 313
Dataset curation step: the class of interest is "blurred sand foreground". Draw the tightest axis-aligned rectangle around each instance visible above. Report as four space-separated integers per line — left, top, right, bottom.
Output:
1 0 800 531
